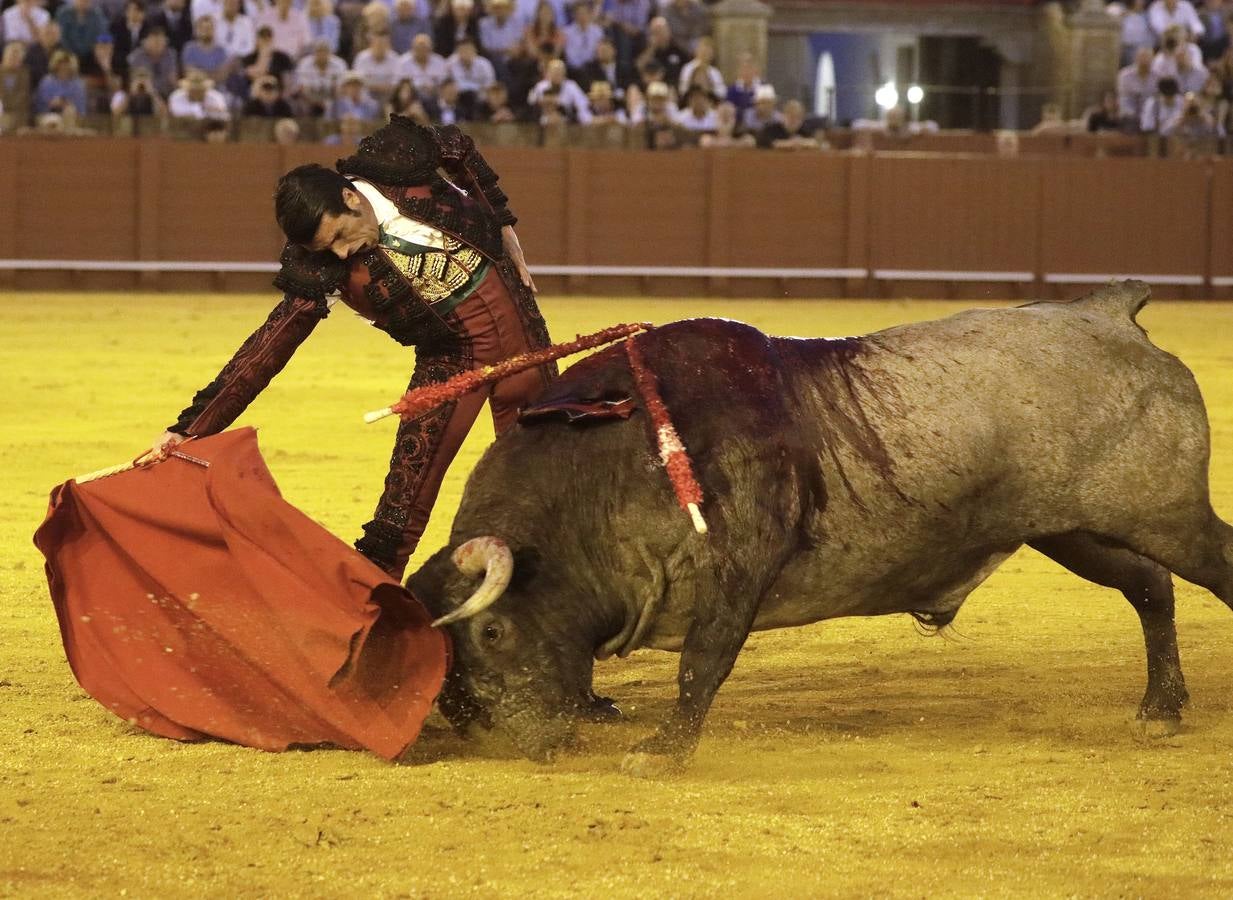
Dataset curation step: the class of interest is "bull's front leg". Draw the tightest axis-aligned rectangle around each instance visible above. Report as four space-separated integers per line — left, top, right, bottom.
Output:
620 586 762 778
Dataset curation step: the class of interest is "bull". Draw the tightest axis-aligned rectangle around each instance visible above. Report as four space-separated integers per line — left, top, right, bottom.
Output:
407 282 1233 775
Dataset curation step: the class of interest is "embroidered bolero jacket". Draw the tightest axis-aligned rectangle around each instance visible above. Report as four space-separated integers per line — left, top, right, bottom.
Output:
169 117 525 437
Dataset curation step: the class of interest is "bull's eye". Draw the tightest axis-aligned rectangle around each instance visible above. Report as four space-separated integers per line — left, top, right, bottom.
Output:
481 622 503 644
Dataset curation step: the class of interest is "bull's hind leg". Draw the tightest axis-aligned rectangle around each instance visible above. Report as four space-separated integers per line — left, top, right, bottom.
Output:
1030 532 1188 729
1122 510 1233 612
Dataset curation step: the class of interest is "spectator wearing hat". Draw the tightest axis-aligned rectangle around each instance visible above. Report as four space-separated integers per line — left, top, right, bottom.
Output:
182 15 234 84
243 73 294 116
641 78 680 147
396 32 448 97
602 0 651 69
725 49 761 118
577 37 631 99
584 77 625 122
677 35 721 98
56 0 109 70
292 37 346 115
527 56 590 122
306 0 342 55
434 0 481 58
354 27 400 100
390 0 430 54
213 0 255 59
35 49 88 115
109 0 146 79
637 15 686 87
478 0 521 73
242 25 293 90
169 67 230 118
3 0 51 46
331 69 380 119
674 83 715 131
563 0 603 74
127 25 178 95
662 0 706 54
256 0 310 59
741 81 779 131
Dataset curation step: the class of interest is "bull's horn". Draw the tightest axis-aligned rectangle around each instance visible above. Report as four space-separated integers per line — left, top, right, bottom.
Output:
431 537 514 627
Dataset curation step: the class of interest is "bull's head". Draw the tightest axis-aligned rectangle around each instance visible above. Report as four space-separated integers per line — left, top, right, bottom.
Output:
412 536 600 762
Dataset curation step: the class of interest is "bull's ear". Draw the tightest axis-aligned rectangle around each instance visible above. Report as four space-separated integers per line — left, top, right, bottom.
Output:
510 546 541 590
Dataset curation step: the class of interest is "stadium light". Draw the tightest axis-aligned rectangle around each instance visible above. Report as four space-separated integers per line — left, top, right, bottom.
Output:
874 81 899 110
907 85 925 105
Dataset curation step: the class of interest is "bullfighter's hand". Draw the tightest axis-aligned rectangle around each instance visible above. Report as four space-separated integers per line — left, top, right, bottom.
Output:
149 430 189 462
501 225 537 295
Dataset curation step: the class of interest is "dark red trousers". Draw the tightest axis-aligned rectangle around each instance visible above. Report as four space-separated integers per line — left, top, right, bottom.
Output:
356 266 554 579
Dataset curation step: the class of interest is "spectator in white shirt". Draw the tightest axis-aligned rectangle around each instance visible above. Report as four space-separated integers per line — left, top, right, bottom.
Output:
1120 0 1154 66
1147 0 1205 40
354 28 400 98
396 32 447 97
213 0 256 58
676 35 721 97
292 37 345 115
254 0 309 58
1118 46 1157 122
446 37 494 97
168 68 230 119
1152 28 1205 79
585 78 626 123
3 0 51 45
674 84 716 131
528 56 591 122
1141 76 1186 133
562 0 603 73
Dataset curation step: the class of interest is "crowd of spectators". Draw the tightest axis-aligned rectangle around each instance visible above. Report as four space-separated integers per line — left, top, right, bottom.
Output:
0 0 830 149
1106 0 1231 140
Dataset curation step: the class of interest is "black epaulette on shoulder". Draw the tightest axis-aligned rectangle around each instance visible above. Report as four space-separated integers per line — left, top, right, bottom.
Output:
335 115 441 186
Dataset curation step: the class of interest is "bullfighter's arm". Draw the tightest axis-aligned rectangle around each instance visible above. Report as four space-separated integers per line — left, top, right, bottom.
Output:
432 124 517 228
432 125 536 290
166 244 343 436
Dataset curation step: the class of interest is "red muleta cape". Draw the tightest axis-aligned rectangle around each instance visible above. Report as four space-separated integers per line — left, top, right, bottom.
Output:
32 428 448 760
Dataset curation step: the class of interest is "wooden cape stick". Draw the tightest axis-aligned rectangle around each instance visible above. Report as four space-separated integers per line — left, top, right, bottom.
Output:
363 322 652 424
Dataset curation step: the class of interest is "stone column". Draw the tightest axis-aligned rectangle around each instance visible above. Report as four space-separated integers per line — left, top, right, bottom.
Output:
1065 0 1121 117
710 0 773 83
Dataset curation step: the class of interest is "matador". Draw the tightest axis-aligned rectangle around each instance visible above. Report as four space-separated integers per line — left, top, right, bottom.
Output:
153 116 556 580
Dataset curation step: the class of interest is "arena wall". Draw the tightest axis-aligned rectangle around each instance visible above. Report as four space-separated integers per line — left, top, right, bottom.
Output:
0 139 1229 298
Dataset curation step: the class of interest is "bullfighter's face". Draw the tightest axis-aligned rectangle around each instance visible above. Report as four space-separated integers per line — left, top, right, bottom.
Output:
306 187 380 260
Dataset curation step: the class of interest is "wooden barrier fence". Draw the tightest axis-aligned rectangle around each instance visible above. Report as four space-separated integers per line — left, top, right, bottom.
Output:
0 138 1229 298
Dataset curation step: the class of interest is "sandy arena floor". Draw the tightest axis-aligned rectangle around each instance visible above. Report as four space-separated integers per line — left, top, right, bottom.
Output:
1 292 1232 898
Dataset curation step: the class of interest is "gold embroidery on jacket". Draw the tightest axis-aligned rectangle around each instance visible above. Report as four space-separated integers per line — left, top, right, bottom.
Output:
381 238 486 304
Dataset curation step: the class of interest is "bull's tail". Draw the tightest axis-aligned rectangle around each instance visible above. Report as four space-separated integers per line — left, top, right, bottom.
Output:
1070 279 1151 322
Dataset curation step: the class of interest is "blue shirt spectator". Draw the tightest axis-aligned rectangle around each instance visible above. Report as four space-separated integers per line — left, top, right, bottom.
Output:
127 27 179 96
56 0 109 61
389 0 429 54
181 16 232 82
36 50 88 114
478 0 522 60
306 0 342 55
604 0 651 34
563 1 604 71
331 73 380 119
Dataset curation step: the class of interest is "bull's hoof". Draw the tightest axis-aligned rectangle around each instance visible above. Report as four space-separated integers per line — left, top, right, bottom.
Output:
583 694 621 722
1133 716 1182 739
620 750 684 779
